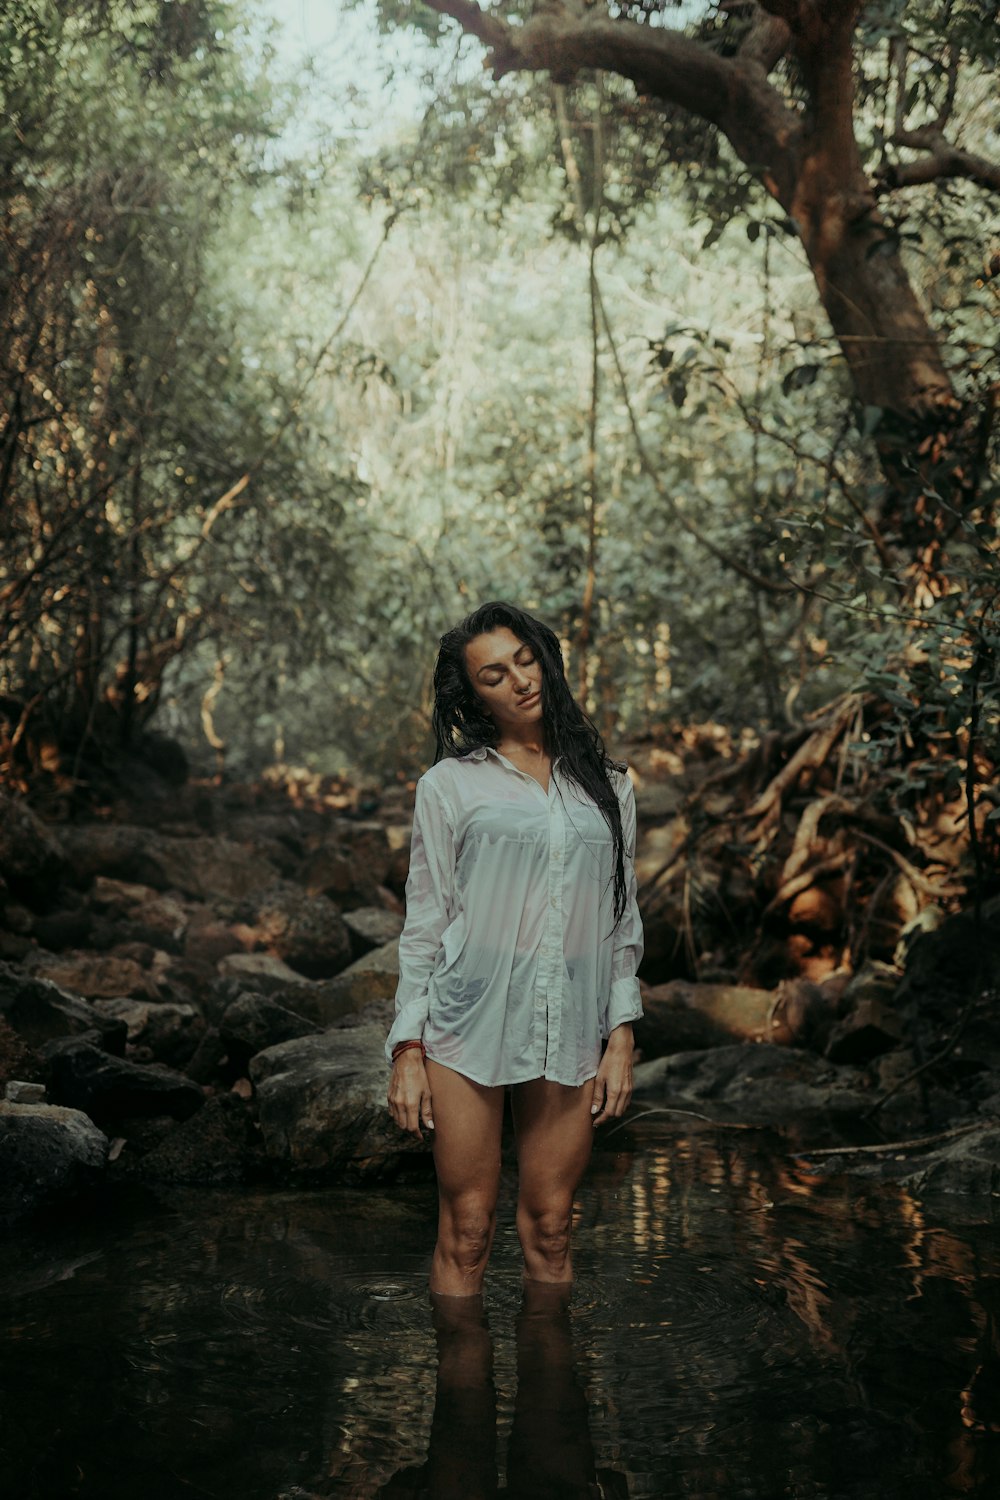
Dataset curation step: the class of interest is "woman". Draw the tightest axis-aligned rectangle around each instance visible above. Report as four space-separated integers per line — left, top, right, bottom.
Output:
386 601 643 1296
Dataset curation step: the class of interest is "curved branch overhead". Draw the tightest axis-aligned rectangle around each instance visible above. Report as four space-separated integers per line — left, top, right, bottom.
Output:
418 0 998 548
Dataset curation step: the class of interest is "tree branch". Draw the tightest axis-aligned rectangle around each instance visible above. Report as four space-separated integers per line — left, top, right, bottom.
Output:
422 0 801 201
876 140 1000 195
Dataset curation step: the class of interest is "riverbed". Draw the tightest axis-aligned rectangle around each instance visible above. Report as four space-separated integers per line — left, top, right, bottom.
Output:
1 1118 997 1498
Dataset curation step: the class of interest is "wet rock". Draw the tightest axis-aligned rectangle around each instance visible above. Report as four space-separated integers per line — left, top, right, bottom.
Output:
635 981 775 1057
251 882 352 979
632 1041 871 1122
0 962 127 1054
216 952 305 989
119 1093 266 1185
184 914 246 966
288 939 400 1021
41 1035 204 1124
301 827 388 910
60 825 279 902
250 1022 426 1180
29 905 94 952
0 1016 45 1089
802 1120 1000 1219
219 993 319 1071
825 997 903 1064
21 949 158 1001
5 1079 45 1102
0 791 68 907
183 1026 229 1084
342 906 404 958
0 1100 109 1226
91 997 205 1069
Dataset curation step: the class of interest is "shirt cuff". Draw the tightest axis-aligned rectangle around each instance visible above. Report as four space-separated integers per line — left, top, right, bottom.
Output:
603 976 644 1038
385 1000 429 1065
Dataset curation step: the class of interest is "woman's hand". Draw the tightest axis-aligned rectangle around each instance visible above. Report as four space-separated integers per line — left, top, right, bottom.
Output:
388 1050 434 1138
590 1023 634 1127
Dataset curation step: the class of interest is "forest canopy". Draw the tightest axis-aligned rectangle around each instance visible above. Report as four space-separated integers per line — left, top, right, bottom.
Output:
0 0 996 798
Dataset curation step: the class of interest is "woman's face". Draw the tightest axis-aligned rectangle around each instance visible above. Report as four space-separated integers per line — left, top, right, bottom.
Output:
464 626 543 734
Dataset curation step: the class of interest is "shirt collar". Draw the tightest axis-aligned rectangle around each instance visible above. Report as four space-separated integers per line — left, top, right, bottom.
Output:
465 746 561 770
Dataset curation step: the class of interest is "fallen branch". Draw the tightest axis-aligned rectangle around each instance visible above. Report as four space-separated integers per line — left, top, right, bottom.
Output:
788 1115 999 1158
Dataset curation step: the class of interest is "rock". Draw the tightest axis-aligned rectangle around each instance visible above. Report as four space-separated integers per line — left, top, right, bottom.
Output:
41 1035 204 1124
0 1100 109 1226
0 791 68 907
0 1015 44 1089
219 993 319 1071
632 1041 871 1122
5 1079 45 1102
800 1120 1000 1220
252 881 352 979
385 825 412 895
60 825 279 902
21 949 158 1001
250 1022 426 1180
301 939 399 1017
635 981 778 1058
118 1093 266 1185
216 952 305 989
184 914 246 966
343 906 404 958
91 997 205 1068
301 827 388 910
0 961 127 1054
183 1027 229 1085
29 905 94 952
825 997 903 1064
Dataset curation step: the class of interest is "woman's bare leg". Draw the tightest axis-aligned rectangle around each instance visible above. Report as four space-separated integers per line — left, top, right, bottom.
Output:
426 1059 505 1296
510 1077 595 1284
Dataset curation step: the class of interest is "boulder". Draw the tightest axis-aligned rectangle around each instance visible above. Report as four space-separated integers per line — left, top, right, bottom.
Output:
60 825 279 902
219 993 319 1071
635 981 776 1057
250 1021 427 1180
251 881 352 979
632 1041 871 1122
216 952 305 989
21 948 159 1001
0 791 68 906
91 997 205 1068
798 1119 1000 1221
342 906 404 958
288 939 400 1020
0 1100 109 1226
184 914 246 966
41 1035 204 1124
116 1093 266 1185
0 961 127 1054
825 997 904 1064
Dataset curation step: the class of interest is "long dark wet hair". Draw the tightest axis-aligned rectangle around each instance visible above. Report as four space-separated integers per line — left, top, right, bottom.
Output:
431 600 628 926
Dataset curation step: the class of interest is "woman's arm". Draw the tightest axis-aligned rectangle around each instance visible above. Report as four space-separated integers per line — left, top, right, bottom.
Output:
386 775 456 1137
592 773 644 1126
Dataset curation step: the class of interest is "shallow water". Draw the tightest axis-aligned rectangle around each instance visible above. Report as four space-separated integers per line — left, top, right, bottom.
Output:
1 1119 998 1499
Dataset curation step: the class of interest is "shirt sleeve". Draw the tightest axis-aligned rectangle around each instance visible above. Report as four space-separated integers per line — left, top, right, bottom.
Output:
385 774 457 1063
601 771 644 1039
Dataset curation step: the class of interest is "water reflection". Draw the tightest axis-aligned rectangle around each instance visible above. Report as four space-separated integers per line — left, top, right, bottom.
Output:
378 1284 624 1499
1 1122 999 1497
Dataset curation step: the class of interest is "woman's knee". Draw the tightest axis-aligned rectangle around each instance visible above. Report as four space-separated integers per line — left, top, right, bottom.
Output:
517 1203 572 1268
439 1199 496 1269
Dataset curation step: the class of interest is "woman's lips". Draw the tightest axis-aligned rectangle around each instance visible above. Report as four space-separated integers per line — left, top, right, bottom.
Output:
519 691 541 709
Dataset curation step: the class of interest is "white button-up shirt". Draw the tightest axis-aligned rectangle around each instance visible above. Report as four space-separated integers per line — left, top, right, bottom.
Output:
386 748 644 1087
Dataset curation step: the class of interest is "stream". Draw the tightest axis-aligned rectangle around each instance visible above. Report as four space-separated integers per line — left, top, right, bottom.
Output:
1 1118 998 1498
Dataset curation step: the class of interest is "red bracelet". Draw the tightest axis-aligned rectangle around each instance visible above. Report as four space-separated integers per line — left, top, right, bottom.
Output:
391 1039 426 1063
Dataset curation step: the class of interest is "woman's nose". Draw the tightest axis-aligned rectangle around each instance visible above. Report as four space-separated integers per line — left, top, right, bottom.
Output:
512 668 532 691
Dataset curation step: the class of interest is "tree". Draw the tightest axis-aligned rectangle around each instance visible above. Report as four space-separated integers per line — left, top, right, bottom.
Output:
379 0 998 567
